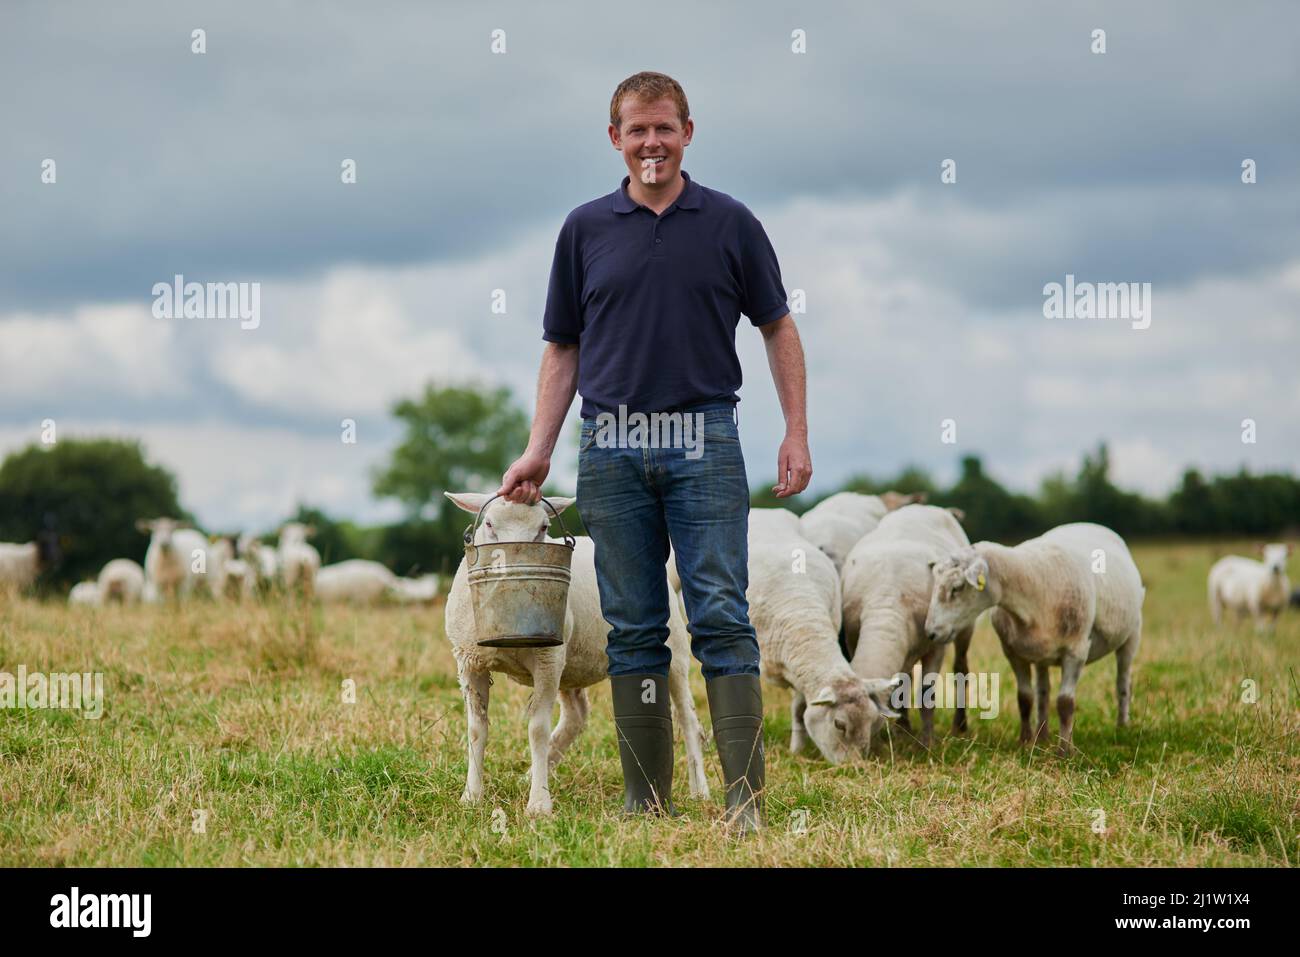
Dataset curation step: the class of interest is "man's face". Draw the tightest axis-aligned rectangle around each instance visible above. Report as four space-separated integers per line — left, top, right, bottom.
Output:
609 95 693 186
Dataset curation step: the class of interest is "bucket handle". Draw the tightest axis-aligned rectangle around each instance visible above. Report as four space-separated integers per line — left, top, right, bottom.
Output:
462 492 577 549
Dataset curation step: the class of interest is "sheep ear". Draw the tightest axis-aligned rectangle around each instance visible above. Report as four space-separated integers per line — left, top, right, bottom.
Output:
947 507 966 523
542 496 576 516
444 492 494 515
136 519 154 533
808 686 837 707
964 557 988 590
863 675 903 696
877 702 902 719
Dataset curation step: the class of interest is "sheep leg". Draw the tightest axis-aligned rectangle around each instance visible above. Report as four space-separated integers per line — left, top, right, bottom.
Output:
1033 664 1051 745
1056 655 1085 757
548 688 589 770
919 645 945 747
1008 654 1034 744
459 665 490 804
951 627 973 733
668 662 711 799
790 691 809 754
525 664 560 816
1115 627 1141 728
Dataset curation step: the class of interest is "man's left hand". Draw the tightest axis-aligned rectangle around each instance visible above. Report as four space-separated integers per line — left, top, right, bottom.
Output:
773 432 812 498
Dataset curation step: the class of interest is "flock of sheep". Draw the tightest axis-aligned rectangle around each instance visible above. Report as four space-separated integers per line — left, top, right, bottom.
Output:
0 490 1292 819
0 519 437 607
440 490 1294 816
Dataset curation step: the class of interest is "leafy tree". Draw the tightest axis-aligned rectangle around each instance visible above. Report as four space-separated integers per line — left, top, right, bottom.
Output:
943 455 1043 543
0 439 185 588
373 383 530 518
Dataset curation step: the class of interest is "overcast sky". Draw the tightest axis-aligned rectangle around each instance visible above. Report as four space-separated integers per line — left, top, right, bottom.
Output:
2 0 1297 532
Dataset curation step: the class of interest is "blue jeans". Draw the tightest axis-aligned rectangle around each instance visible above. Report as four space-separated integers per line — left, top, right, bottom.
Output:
576 402 760 680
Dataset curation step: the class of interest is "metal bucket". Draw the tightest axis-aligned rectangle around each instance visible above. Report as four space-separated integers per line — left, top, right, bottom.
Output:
463 494 576 648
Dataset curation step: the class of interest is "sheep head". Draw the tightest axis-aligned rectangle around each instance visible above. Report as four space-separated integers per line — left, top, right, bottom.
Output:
803 675 901 763
925 547 994 642
1261 542 1292 576
445 492 575 545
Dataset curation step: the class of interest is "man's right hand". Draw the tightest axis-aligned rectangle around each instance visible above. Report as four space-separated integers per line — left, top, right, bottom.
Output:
498 448 551 504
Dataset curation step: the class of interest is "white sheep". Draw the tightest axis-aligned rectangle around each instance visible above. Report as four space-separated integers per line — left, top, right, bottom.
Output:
316 559 398 604
748 506 804 542
389 574 439 604
444 492 709 816
746 532 902 763
277 523 321 597
841 504 975 748
97 558 145 604
798 491 927 572
0 541 42 593
202 537 238 600
68 581 101 606
1208 543 1292 630
925 523 1144 755
237 534 280 593
137 518 211 601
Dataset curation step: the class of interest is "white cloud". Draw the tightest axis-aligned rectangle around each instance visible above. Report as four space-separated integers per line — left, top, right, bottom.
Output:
0 304 187 401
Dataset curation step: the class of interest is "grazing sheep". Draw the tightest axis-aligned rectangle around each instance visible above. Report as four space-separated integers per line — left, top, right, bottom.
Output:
237 534 280 593
748 506 804 542
137 518 211 601
444 492 709 817
97 558 145 604
746 533 902 763
925 523 1144 755
68 581 101 606
1208 544 1292 631
389 574 439 604
316 559 398 604
201 538 238 600
881 490 928 511
219 557 255 601
277 523 321 597
0 541 48 593
798 491 927 572
841 505 975 748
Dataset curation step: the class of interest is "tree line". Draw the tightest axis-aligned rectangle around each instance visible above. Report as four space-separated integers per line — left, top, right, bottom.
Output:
2 384 1296 588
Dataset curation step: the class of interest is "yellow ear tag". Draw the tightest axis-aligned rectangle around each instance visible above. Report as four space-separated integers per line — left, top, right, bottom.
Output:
975 574 985 591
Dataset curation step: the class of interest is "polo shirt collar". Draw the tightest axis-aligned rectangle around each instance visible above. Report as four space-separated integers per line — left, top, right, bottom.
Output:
613 169 701 214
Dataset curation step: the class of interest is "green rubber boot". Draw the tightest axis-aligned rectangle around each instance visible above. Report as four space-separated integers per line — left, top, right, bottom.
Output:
705 674 765 835
610 674 676 815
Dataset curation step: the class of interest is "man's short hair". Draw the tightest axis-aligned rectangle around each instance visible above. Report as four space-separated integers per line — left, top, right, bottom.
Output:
609 71 690 131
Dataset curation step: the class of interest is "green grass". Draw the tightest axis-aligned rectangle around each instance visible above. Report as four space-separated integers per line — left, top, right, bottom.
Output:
1 540 1295 866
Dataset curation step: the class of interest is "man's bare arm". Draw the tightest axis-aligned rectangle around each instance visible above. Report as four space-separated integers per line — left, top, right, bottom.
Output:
759 314 812 497
499 342 579 504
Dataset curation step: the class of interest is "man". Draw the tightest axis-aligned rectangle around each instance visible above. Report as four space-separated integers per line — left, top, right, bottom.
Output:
499 71 811 833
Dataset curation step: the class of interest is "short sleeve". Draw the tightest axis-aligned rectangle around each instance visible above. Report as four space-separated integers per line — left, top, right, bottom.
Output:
738 209 790 327
542 215 583 344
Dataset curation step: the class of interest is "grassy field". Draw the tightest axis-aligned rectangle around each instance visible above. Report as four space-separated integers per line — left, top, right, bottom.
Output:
1 540 1295 867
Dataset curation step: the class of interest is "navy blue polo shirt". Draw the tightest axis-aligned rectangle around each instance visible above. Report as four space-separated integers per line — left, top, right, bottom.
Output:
542 170 790 418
